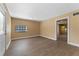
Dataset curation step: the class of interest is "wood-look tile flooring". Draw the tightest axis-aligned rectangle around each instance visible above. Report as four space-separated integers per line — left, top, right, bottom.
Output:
5 36 79 56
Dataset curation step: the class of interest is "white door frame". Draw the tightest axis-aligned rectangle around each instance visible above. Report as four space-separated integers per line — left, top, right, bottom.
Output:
55 16 70 44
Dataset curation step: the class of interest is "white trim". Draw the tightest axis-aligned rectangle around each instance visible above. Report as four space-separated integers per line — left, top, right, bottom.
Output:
68 42 79 47
55 16 70 44
6 40 11 50
40 35 56 40
12 35 40 40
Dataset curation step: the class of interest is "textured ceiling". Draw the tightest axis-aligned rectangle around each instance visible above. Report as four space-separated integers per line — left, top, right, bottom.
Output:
6 3 79 21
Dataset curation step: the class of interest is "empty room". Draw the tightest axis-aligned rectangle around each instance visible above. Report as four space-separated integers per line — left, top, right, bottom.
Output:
1 3 79 56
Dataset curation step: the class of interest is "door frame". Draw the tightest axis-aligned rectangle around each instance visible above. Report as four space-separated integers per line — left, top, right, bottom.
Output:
55 16 69 43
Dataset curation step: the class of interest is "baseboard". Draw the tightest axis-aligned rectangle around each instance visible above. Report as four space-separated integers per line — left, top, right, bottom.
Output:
6 40 11 50
12 35 40 40
68 42 79 47
40 35 56 40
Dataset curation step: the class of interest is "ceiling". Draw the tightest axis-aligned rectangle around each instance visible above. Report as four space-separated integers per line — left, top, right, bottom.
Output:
6 3 79 21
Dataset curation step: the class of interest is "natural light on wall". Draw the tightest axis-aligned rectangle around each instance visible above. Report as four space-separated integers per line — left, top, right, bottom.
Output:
0 11 4 34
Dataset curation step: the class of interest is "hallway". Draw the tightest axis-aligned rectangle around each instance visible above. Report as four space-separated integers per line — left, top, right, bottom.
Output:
5 36 79 56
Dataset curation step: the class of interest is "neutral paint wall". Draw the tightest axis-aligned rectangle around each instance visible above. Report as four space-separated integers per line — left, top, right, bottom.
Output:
0 4 11 50
40 9 79 46
11 17 40 40
40 18 56 40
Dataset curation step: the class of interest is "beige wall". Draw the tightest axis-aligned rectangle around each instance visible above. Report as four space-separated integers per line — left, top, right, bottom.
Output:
40 9 79 45
0 4 11 49
11 17 40 40
40 18 56 40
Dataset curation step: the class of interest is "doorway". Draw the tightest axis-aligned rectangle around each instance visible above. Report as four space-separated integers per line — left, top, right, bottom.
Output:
56 18 68 42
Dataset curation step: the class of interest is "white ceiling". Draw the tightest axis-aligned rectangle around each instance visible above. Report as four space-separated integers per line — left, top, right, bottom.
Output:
6 3 79 21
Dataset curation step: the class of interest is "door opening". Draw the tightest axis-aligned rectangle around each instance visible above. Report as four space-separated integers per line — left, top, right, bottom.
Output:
56 18 68 42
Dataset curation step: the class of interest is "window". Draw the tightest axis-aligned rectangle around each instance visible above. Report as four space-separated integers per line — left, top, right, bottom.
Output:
16 25 28 32
0 11 4 33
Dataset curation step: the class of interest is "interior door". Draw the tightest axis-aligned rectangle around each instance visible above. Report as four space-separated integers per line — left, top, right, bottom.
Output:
59 24 66 35
0 8 5 56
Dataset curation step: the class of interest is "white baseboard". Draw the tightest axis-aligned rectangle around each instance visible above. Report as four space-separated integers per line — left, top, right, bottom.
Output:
6 40 11 50
68 42 79 47
40 35 56 40
12 35 40 40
